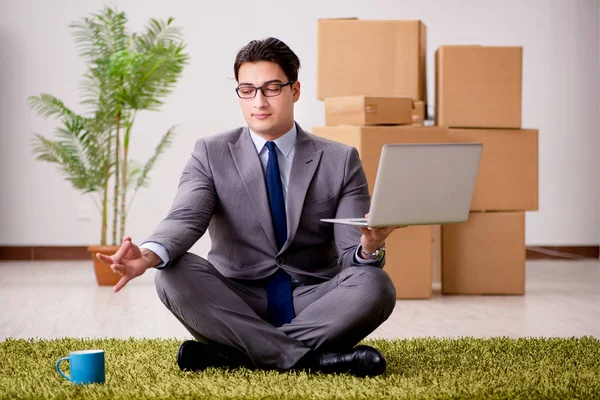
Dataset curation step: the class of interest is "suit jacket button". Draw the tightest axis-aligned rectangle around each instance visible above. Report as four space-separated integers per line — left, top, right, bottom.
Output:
276 256 284 266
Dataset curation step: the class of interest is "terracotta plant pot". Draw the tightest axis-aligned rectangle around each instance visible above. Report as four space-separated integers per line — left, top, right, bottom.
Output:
88 245 121 286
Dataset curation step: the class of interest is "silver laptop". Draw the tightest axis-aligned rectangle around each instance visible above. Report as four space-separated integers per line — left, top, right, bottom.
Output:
321 143 483 227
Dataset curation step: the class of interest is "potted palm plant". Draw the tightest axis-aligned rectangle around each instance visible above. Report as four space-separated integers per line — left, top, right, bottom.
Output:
28 6 189 285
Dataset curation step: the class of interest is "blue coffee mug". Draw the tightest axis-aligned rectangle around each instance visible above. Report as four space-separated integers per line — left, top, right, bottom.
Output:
56 350 105 385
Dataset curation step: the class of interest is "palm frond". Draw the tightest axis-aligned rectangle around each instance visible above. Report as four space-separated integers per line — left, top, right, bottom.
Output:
31 134 61 163
69 17 104 62
125 160 143 191
31 134 98 193
27 94 77 120
30 105 113 194
133 126 176 191
95 7 128 55
121 45 189 110
78 72 102 109
69 7 128 63
134 17 184 52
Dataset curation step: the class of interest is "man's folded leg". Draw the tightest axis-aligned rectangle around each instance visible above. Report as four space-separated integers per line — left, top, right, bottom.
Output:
154 252 312 371
281 266 397 376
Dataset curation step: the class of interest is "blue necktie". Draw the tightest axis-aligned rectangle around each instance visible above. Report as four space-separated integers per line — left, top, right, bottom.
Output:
265 141 295 327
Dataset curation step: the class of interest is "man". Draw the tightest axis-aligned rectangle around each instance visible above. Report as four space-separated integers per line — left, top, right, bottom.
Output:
97 37 399 377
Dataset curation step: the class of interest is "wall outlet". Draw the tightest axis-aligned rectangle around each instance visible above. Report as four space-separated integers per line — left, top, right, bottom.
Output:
77 204 93 221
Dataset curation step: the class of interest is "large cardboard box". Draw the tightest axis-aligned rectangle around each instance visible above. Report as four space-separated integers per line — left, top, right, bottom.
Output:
312 126 447 191
385 225 441 299
436 46 522 128
448 128 538 211
324 96 414 126
317 19 426 102
442 212 525 295
313 126 447 298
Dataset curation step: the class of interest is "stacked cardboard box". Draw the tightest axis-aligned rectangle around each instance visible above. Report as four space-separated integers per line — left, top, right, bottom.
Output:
317 19 427 103
324 96 426 127
314 21 538 297
435 45 538 295
314 19 441 299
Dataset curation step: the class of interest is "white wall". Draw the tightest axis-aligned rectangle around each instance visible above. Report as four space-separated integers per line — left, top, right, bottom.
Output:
1 0 598 255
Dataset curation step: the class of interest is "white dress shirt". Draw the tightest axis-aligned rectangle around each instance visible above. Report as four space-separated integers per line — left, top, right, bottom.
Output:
249 125 297 207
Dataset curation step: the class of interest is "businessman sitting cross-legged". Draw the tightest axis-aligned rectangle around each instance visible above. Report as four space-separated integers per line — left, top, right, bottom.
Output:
97 37 399 377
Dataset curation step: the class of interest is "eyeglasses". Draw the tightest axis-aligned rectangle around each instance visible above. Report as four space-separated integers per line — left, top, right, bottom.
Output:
235 81 295 99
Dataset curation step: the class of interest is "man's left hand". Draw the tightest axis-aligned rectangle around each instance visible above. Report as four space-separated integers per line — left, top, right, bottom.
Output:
358 214 405 254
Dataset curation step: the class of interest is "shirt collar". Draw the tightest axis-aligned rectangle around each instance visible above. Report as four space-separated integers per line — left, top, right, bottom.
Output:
249 124 297 158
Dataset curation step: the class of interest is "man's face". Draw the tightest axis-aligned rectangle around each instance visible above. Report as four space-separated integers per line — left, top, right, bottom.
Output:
237 61 300 140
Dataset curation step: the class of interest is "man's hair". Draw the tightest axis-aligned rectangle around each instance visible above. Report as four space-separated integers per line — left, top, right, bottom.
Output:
234 37 301 83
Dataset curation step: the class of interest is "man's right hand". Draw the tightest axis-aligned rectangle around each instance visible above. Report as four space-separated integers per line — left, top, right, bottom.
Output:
96 236 160 293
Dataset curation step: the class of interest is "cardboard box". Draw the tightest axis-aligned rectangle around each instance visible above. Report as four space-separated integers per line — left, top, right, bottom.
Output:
448 128 538 211
436 46 522 128
412 101 425 126
442 212 525 295
385 224 441 299
324 96 414 126
317 19 426 102
313 126 448 191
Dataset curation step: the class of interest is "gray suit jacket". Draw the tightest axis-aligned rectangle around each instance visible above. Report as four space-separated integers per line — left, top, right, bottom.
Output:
145 123 384 284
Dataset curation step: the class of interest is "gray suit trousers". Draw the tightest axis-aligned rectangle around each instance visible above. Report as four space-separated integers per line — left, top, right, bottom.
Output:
155 252 397 371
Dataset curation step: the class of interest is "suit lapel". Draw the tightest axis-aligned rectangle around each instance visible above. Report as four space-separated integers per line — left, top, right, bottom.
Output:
280 127 323 254
229 129 278 252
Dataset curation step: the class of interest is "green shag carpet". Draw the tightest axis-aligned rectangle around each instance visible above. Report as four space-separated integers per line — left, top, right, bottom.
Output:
1 337 599 399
